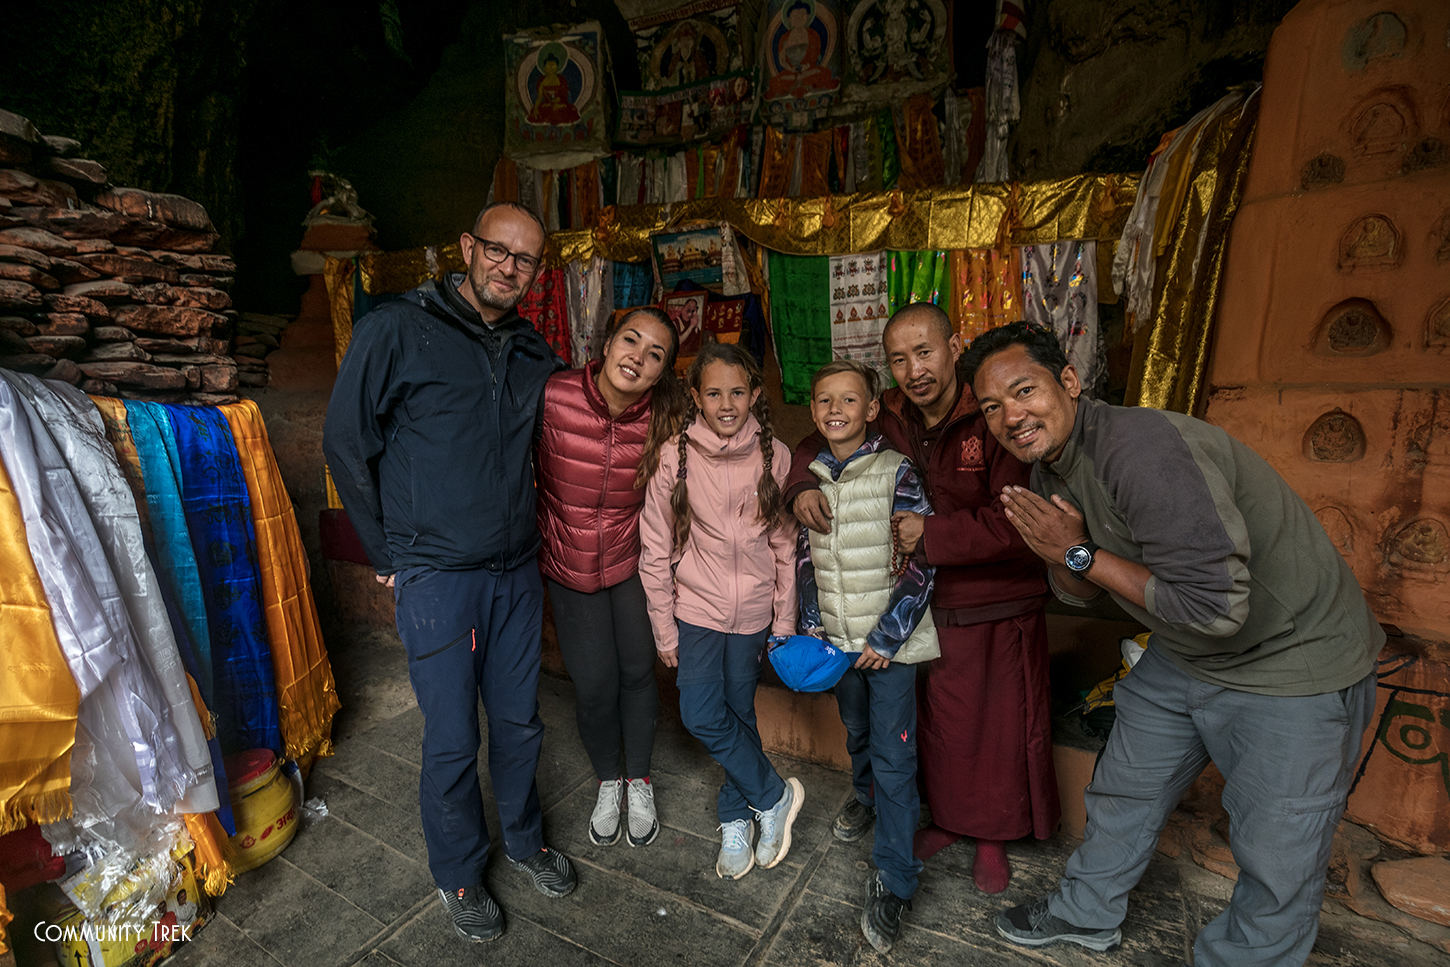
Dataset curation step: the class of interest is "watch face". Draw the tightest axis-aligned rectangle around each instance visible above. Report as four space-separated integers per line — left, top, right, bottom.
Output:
1066 545 1093 572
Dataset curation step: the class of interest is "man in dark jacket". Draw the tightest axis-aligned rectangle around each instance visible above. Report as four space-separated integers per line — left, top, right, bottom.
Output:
968 322 1380 967
785 303 1059 895
323 202 574 944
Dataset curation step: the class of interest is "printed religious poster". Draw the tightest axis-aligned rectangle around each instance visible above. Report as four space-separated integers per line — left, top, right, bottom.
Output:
841 0 951 107
758 0 843 130
616 74 755 147
504 21 611 168
652 227 725 291
663 290 708 358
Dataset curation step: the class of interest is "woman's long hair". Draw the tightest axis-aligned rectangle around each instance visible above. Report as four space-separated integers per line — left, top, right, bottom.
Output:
670 341 782 550
599 307 689 487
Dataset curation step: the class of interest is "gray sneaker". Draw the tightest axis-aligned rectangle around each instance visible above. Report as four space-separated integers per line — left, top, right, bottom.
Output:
716 818 755 879
995 896 1122 951
625 777 659 847
754 777 804 869
590 779 623 846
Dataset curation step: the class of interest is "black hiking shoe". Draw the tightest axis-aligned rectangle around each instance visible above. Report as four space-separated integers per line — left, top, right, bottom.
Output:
508 846 578 898
995 896 1122 951
832 797 877 843
861 870 911 954
437 884 504 942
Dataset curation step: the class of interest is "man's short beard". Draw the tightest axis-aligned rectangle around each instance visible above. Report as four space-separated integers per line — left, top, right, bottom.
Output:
470 275 523 313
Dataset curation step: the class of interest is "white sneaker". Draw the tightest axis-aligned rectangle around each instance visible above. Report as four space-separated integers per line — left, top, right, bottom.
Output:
625 777 659 847
590 779 623 846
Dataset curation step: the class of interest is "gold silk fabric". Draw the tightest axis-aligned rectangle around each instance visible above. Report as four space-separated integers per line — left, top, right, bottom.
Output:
89 396 150 535
324 175 1138 361
1127 95 1260 414
221 401 340 763
0 453 80 837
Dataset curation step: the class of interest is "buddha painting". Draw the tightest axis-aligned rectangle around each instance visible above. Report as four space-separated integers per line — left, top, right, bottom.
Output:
528 43 581 125
765 0 837 99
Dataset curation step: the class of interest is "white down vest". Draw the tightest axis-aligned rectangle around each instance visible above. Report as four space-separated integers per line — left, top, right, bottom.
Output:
808 449 940 664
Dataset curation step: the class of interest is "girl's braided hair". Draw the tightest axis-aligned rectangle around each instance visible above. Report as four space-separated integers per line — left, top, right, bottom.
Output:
669 341 782 550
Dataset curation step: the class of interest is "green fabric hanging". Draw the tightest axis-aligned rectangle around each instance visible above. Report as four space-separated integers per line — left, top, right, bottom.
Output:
878 109 900 191
887 250 949 317
767 252 833 406
862 118 883 193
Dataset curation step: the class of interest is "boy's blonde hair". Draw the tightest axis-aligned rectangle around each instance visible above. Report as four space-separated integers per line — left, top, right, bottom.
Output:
810 358 880 401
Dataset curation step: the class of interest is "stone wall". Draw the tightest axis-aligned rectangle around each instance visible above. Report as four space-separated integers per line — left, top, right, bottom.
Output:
1012 0 1296 179
1203 0 1450 854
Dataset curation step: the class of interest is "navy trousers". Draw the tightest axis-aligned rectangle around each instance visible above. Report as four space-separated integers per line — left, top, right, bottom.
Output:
394 563 546 891
676 621 787 823
834 660 922 900
1050 645 1375 967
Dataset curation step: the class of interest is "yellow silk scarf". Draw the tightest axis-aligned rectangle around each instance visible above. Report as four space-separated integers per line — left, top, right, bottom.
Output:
220 401 340 763
0 452 80 837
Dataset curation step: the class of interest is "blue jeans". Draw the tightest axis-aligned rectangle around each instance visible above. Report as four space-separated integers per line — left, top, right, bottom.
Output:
676 621 786 823
394 563 546 890
1050 645 1375 967
834 660 922 900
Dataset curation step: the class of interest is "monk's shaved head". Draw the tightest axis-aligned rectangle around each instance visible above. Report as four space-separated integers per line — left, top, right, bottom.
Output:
883 301 954 345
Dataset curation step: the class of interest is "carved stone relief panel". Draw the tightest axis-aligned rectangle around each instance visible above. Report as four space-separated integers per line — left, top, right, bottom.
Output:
1338 216 1401 272
1304 409 1367 462
1427 296 1450 351
1387 518 1450 572
1316 298 1393 355
1341 12 1408 72
1315 506 1355 555
1349 88 1418 157
1431 210 1450 264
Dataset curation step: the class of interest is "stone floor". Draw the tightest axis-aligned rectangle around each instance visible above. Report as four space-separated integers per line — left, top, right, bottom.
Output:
165 627 1449 967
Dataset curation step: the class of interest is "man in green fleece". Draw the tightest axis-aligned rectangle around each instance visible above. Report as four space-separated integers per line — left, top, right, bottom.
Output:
963 322 1381 967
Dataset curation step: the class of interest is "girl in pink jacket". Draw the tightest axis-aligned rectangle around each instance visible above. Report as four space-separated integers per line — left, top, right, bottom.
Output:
639 342 805 881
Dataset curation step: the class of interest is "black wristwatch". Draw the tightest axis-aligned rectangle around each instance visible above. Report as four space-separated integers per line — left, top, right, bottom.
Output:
1065 540 1099 573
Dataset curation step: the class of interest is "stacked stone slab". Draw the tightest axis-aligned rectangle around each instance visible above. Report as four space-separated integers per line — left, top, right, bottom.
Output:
232 313 286 388
0 107 240 404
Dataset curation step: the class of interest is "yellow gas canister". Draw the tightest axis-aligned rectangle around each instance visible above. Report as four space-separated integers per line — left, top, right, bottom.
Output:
223 750 300 873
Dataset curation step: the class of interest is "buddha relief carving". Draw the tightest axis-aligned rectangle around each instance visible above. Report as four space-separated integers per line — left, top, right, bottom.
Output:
1338 216 1400 272
1388 518 1449 570
1349 89 1417 157
1314 507 1354 555
1301 153 1345 190
1316 299 1392 355
1427 296 1450 350
1431 210 1450 264
1303 410 1366 462
1342 12 1407 71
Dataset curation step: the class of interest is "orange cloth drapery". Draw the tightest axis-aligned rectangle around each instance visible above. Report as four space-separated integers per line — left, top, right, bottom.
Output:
0 454 79 837
221 400 340 763
949 248 1023 343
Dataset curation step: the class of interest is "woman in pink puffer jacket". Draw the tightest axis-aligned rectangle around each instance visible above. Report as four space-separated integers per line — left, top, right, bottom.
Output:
536 307 684 849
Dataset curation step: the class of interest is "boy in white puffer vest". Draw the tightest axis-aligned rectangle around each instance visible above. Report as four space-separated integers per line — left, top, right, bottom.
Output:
796 359 939 955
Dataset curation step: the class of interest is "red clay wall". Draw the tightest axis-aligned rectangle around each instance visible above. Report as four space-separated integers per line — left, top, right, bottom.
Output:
1204 0 1450 853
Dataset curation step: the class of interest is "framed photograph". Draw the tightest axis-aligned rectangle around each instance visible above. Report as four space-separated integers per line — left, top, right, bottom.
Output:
652 227 724 292
663 290 708 357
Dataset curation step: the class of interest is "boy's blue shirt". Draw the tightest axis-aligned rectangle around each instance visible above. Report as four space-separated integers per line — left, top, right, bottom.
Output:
795 433 935 658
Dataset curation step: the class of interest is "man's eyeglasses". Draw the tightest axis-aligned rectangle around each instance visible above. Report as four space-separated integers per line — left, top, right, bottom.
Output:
466 234 541 275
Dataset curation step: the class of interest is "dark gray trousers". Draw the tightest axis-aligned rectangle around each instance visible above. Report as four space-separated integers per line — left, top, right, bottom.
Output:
1049 644 1375 967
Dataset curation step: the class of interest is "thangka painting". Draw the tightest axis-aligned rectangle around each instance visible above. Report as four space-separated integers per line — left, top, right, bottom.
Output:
652 227 725 292
617 74 755 146
631 0 745 90
504 22 610 165
842 0 951 106
758 0 843 130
